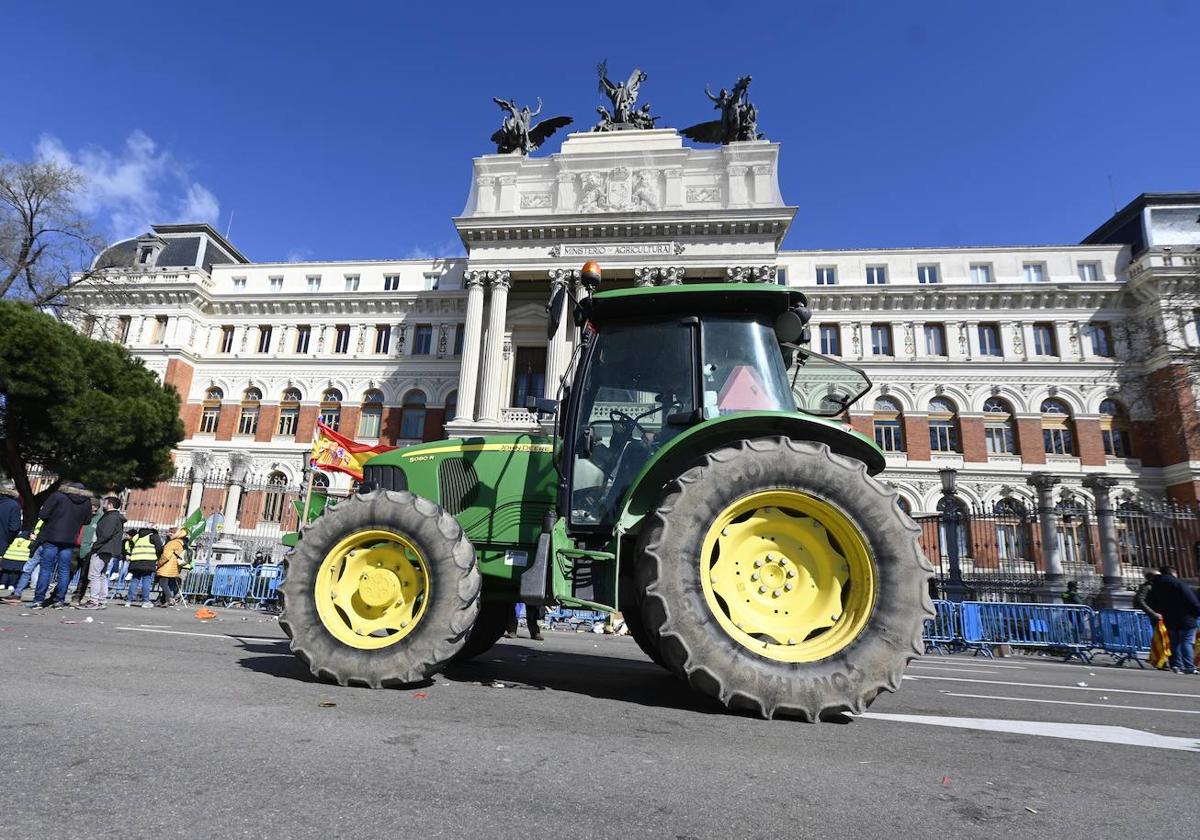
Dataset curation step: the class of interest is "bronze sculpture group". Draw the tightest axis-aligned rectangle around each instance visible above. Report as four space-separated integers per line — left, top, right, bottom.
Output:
488 64 763 154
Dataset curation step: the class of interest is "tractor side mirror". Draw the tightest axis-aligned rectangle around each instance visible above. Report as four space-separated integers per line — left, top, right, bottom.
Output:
774 308 811 344
526 396 558 418
546 285 567 340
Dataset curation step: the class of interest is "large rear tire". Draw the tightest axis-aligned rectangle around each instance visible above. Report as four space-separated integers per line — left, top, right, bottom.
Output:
619 572 667 668
450 601 511 663
279 489 479 687
635 438 933 720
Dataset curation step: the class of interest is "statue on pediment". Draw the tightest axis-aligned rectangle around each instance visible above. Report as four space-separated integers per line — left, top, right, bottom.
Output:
491 97 573 155
682 75 764 144
593 62 659 131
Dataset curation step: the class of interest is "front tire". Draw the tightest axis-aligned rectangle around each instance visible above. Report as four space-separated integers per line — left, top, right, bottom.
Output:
635 438 932 720
279 489 479 687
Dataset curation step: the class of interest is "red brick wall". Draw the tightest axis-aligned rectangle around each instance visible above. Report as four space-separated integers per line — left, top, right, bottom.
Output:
423 408 446 441
903 415 930 461
180 403 201 438
1167 481 1200 505
255 404 278 443
1148 364 1200 466
959 416 987 463
163 358 194 401
382 407 403 445
214 403 236 441
1015 418 1045 465
296 406 319 443
1074 418 1107 467
239 489 262 529
849 414 872 440
201 486 225 518
1131 420 1162 466
340 407 362 438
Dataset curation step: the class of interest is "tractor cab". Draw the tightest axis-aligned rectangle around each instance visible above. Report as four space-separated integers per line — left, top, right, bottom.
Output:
556 283 872 531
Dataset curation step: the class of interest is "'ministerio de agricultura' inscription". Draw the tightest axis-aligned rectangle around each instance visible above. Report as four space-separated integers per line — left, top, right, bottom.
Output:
549 242 684 258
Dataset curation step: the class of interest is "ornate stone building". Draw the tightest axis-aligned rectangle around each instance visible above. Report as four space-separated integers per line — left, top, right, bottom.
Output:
70 131 1200 540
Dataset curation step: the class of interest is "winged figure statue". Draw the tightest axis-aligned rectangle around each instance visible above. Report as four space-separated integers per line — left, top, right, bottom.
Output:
593 61 658 131
681 75 763 144
490 97 573 155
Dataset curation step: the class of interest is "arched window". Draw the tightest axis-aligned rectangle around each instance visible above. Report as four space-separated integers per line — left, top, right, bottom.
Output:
443 390 458 434
1099 398 1132 458
872 397 904 453
199 387 223 434
928 397 960 453
320 388 342 431
277 388 302 437
238 387 262 436
311 472 330 492
261 471 289 524
1040 398 1074 455
982 397 1015 455
895 496 913 516
358 389 385 438
993 498 1028 561
400 389 427 440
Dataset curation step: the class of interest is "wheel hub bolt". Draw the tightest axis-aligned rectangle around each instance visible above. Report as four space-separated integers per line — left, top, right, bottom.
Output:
787 638 796 645
750 572 760 581
766 553 776 562
772 589 782 598
786 569 796 578
785 581 794 591
758 585 768 594
754 559 765 568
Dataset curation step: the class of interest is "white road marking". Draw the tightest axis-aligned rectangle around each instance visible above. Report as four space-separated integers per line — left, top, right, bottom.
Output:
916 658 1026 670
944 692 1200 716
859 712 1200 752
903 674 1200 700
117 626 282 644
909 665 1003 675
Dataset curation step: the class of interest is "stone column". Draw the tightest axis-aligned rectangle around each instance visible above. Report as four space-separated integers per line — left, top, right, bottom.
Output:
1028 472 1064 602
913 321 928 358
477 270 511 423
187 451 211 514
546 269 578 399
213 452 252 563
1083 474 1130 608
944 321 963 360
453 271 487 422
965 320 980 360
1020 322 1036 362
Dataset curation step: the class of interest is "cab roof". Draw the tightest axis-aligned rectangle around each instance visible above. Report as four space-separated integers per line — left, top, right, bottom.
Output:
587 282 807 323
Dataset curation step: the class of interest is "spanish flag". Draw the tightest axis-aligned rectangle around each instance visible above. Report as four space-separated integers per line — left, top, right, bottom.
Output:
310 421 394 480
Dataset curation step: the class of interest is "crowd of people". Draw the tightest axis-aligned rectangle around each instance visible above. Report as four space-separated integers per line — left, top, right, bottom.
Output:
0 481 192 610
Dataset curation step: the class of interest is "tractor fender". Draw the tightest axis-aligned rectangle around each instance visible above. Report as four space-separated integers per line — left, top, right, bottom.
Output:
616 411 885 535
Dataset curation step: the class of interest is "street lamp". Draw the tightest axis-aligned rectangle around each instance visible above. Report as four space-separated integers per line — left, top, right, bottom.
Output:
938 467 966 602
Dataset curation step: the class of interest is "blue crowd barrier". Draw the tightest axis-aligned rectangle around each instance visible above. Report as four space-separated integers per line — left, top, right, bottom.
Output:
206 564 254 607
960 601 1095 662
247 564 285 610
1093 609 1154 668
179 566 215 604
922 600 959 655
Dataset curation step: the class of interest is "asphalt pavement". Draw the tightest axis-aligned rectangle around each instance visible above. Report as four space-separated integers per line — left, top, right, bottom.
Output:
0 601 1196 840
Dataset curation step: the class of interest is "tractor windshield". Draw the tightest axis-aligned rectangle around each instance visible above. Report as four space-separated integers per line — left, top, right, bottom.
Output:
700 317 796 418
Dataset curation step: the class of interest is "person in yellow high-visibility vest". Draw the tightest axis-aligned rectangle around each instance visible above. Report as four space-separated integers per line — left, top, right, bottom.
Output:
125 528 164 608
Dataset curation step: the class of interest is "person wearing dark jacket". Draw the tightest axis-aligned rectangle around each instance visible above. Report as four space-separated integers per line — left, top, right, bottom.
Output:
30 482 96 609
78 497 125 609
1147 566 1200 674
125 527 163 608
0 482 22 591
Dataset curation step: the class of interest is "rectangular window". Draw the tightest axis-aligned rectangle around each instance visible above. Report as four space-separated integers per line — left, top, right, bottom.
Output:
985 425 1015 455
219 326 235 354
237 406 259 436
1078 262 1100 282
1023 263 1046 283
929 421 959 453
307 275 321 292
924 324 946 356
294 325 311 354
345 275 360 292
413 324 433 355
277 407 298 437
256 325 273 354
815 267 837 286
319 406 340 431
138 246 154 264
917 265 940 285
874 421 903 453
978 323 1002 357
232 276 246 290
1032 322 1057 356
511 346 548 408
423 273 440 291
333 325 350 354
776 268 787 285
870 323 892 356
453 324 464 355
150 316 168 344
819 324 840 355
199 406 220 434
1044 427 1074 455
117 316 131 344
866 265 888 285
358 408 382 439
1090 323 1114 357
1103 429 1131 458
970 264 993 284
384 275 401 292
373 324 391 354
269 276 283 292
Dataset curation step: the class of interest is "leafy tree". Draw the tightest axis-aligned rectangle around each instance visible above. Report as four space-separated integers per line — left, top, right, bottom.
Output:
0 300 183 522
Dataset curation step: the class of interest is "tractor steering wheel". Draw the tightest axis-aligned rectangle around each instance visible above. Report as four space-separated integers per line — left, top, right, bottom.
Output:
609 409 646 444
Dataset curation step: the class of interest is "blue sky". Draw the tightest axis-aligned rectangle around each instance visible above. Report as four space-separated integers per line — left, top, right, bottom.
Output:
5 1 1197 261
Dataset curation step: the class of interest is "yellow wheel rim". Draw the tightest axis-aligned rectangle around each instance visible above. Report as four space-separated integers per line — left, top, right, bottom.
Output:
314 529 430 650
700 489 876 663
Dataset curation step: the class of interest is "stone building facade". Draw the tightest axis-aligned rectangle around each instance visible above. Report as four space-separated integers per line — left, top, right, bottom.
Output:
69 131 1200 542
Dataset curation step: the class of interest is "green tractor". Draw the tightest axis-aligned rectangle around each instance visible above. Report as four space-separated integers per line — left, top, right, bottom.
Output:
279 263 933 720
